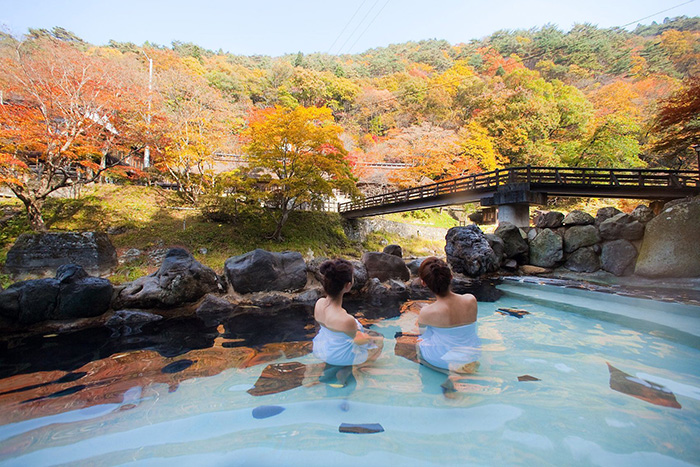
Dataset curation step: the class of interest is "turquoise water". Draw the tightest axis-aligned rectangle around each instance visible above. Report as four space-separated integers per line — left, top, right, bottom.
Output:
1 283 699 466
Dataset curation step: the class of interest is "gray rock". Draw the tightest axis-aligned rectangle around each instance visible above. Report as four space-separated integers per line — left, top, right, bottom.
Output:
0 264 112 325
563 210 595 226
494 222 529 263
564 225 600 253
485 234 505 263
595 207 623 226
445 225 500 277
527 228 539 243
195 294 237 316
631 204 654 224
119 248 143 264
407 257 428 276
295 287 324 303
534 211 564 228
54 264 113 320
635 200 700 277
114 248 220 309
225 249 307 294
350 260 368 291
601 239 638 276
529 229 563 268
105 309 163 336
4 232 117 277
362 252 410 282
382 244 403 258
564 247 600 273
503 259 518 270
599 213 644 241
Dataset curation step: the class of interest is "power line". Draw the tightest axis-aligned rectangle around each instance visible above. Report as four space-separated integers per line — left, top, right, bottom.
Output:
619 0 695 28
335 0 381 56
327 0 369 54
345 0 391 55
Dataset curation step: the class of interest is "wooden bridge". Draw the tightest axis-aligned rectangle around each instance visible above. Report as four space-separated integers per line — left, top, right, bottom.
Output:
338 166 700 225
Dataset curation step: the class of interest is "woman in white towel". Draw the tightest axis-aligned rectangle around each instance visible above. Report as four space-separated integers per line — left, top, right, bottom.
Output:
417 257 480 374
313 259 382 368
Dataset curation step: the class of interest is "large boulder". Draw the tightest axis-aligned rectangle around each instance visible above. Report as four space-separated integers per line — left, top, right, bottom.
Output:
0 264 112 325
534 211 565 229
635 199 700 277
3 232 117 277
114 248 220 309
595 207 623 227
564 247 600 273
485 234 505 264
564 225 600 254
529 228 563 268
599 213 644 241
601 239 638 276
494 223 529 263
563 210 595 226
225 249 307 294
445 225 499 277
362 252 410 282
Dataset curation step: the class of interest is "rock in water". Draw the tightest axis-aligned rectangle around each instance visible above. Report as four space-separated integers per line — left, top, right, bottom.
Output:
0 264 112 325
113 248 220 309
445 225 499 277
4 232 117 277
607 363 681 409
225 249 307 294
362 252 410 282
339 423 384 434
635 198 700 278
247 362 308 396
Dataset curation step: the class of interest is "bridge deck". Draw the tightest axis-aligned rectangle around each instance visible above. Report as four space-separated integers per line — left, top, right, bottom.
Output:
339 166 700 218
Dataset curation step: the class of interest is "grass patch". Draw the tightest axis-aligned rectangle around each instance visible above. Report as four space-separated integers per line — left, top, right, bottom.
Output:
0 185 363 283
362 230 445 258
383 207 462 229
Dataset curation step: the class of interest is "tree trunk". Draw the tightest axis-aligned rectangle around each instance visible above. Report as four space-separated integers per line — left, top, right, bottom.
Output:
23 198 47 232
271 208 290 242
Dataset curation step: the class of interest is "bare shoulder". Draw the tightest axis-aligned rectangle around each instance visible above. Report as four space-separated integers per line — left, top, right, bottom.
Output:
337 313 358 336
417 302 442 326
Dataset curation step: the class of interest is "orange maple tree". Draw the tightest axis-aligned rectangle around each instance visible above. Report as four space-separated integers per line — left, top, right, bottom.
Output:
0 38 149 231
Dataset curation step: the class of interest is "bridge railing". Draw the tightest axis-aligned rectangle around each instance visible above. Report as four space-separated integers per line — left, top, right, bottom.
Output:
338 166 699 213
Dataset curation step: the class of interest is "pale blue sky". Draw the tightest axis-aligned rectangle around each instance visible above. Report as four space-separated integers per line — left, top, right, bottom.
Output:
1 0 698 56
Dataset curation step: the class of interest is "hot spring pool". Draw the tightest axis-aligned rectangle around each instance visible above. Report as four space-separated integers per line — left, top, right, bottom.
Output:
0 280 699 466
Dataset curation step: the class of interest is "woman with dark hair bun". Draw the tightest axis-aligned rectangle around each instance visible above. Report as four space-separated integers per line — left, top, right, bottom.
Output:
313 259 382 367
417 257 480 374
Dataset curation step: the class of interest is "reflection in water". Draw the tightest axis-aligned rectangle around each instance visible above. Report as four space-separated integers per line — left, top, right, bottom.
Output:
0 304 322 425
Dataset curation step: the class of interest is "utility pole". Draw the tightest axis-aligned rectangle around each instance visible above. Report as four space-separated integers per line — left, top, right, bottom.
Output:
141 50 153 169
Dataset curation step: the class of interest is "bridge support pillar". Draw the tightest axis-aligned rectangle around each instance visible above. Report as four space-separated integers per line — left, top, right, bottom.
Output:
497 204 530 227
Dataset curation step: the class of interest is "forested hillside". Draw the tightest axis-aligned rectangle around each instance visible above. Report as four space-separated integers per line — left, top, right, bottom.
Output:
1 17 698 224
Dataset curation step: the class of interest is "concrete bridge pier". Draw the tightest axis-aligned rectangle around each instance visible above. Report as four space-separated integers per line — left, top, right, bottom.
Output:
497 204 530 227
